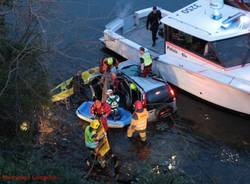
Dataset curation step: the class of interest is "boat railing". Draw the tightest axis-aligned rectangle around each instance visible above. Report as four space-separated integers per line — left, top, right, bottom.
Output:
105 7 171 35
103 7 172 64
103 29 142 60
105 18 124 33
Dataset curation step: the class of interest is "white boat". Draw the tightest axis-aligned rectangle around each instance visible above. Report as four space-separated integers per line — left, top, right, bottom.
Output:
100 0 250 115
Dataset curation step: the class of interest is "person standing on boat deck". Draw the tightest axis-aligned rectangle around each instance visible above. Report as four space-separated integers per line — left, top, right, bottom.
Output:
127 100 149 142
146 6 162 47
139 47 153 77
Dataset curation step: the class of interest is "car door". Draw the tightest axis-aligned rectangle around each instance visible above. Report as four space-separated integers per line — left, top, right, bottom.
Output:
122 76 145 110
114 76 133 109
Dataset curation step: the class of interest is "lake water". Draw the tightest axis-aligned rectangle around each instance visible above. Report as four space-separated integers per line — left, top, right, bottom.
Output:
42 0 250 183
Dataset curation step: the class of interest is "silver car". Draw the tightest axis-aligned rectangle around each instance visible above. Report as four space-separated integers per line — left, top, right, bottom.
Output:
84 60 177 122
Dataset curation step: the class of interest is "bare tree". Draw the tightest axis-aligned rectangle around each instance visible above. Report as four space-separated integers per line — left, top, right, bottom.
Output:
0 0 53 134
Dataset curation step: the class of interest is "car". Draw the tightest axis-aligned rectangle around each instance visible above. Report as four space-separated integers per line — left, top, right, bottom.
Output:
84 60 177 122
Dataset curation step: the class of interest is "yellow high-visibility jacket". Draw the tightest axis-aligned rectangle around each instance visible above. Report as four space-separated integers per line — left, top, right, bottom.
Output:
131 108 148 131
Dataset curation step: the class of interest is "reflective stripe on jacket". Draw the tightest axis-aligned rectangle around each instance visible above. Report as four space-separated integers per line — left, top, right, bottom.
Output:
131 108 148 131
106 95 120 109
140 53 152 67
85 126 98 149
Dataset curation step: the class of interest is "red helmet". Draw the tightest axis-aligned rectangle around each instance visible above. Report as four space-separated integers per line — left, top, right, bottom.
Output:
134 100 143 110
94 100 102 109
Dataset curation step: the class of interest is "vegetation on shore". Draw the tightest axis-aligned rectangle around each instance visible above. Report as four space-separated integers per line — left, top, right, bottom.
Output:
0 0 50 135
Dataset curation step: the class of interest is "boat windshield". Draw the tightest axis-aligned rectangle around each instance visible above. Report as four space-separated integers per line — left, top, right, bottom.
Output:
211 34 250 67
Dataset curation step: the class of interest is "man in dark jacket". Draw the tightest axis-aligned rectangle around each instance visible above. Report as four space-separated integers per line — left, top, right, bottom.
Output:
71 70 86 105
146 6 162 47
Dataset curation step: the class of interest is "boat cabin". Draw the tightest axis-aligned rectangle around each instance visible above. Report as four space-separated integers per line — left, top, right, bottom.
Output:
161 0 250 69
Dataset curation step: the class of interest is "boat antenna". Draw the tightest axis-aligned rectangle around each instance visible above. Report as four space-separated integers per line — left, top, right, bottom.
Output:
210 0 224 20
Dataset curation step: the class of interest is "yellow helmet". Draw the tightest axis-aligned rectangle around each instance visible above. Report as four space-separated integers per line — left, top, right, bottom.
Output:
107 57 114 65
130 83 137 91
90 119 100 129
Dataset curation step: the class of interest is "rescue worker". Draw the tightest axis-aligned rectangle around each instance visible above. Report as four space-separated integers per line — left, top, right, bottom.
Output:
106 89 120 120
146 6 162 47
90 99 111 131
101 71 113 101
85 119 100 150
99 57 119 74
127 100 149 142
139 47 153 77
72 71 84 94
71 70 86 105
130 83 140 104
100 57 119 101
111 73 120 93
85 119 109 168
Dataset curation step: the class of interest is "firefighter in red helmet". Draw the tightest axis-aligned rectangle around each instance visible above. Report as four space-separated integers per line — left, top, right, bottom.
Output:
127 100 149 142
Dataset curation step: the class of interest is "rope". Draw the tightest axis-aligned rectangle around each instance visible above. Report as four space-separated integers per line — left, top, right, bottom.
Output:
82 130 107 179
82 153 98 179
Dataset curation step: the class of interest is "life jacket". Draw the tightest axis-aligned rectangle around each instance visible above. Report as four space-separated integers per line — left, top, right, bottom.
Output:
85 126 98 149
106 95 120 109
132 108 148 131
140 53 152 67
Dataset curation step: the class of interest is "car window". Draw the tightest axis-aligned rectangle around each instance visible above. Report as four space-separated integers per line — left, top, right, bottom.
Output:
120 65 140 76
146 86 169 104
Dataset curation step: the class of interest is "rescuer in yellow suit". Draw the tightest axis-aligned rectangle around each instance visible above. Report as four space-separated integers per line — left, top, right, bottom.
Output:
127 100 149 142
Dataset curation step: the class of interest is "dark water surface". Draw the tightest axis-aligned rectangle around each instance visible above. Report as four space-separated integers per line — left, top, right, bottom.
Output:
42 0 250 183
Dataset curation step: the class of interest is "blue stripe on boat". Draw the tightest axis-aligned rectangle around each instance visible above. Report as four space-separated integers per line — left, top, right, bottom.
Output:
76 101 132 128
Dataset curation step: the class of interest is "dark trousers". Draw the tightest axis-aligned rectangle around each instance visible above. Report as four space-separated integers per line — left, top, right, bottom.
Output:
110 109 120 120
142 64 152 77
151 28 158 44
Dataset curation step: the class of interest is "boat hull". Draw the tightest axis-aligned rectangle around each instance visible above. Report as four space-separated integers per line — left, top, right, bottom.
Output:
51 67 99 102
102 7 250 115
154 61 250 115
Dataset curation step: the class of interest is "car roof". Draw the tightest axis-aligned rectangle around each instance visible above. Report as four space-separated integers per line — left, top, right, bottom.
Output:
118 60 167 92
128 76 166 92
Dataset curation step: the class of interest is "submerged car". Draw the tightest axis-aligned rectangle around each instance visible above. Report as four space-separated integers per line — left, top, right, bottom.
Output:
82 60 177 122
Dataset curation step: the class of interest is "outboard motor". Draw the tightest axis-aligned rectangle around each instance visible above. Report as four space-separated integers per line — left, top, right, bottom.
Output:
210 0 224 20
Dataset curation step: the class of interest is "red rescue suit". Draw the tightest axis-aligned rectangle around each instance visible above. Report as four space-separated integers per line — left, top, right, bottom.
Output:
90 102 111 131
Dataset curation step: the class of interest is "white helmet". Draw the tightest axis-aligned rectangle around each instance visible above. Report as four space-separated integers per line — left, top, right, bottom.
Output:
106 89 113 95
